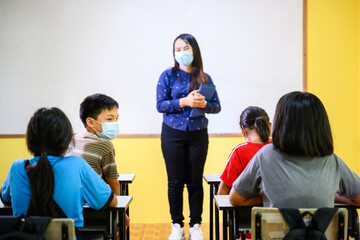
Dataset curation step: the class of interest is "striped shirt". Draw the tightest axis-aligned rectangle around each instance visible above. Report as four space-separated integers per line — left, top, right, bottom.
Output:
69 131 119 180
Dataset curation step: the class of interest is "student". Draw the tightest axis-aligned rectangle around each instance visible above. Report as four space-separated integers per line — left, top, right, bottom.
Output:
69 93 130 228
218 106 271 195
69 93 120 195
156 33 221 240
0 107 117 228
229 91 360 207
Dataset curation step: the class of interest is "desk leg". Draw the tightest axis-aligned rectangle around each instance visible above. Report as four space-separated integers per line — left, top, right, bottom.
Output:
210 185 214 240
125 183 130 240
111 210 118 240
119 210 126 240
119 183 130 240
223 209 228 240
214 185 220 240
228 209 235 240
352 209 359 240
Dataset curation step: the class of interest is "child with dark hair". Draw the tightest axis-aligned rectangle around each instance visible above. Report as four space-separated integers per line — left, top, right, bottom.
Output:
229 91 360 207
1 107 117 228
69 93 120 195
69 93 130 227
218 106 271 195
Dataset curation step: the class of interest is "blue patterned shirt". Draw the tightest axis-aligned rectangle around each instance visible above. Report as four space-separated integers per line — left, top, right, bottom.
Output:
156 68 221 131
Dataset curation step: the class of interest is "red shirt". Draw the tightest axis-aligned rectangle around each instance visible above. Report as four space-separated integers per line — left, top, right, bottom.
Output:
220 142 270 187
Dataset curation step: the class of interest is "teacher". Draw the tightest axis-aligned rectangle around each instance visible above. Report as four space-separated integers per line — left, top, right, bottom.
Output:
156 33 221 240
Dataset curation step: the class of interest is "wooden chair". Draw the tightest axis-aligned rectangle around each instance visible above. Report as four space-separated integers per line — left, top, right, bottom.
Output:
251 207 348 240
43 218 76 240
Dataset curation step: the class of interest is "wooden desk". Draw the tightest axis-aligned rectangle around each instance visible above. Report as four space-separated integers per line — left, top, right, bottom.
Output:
203 174 221 240
0 195 132 240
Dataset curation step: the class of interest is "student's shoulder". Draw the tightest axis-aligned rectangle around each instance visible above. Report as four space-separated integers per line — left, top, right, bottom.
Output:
231 142 251 152
8 159 28 176
11 158 27 169
62 155 87 165
256 143 276 155
74 131 115 150
231 142 265 153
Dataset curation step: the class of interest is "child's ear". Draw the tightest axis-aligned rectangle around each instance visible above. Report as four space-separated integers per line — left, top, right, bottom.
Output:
241 128 247 137
86 117 95 128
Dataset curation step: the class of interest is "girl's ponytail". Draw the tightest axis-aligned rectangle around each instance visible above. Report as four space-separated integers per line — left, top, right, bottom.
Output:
255 117 270 143
26 152 56 216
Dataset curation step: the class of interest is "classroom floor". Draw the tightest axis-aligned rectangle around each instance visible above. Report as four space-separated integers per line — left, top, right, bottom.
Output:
130 223 216 240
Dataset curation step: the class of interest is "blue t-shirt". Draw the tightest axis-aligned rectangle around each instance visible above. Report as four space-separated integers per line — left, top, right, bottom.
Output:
156 68 221 131
1 155 113 227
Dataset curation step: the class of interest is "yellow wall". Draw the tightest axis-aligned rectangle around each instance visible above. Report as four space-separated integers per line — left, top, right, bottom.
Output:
0 136 242 224
307 0 360 174
1 0 360 224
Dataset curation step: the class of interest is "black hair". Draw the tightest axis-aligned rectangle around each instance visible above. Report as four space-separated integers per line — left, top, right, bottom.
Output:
79 93 119 127
240 106 271 143
26 107 73 217
172 33 208 90
272 91 333 156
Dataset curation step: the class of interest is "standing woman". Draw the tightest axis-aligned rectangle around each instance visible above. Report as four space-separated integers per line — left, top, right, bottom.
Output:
157 33 221 240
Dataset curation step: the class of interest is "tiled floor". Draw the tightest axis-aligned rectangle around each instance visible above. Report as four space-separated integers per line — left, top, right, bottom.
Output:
130 223 211 240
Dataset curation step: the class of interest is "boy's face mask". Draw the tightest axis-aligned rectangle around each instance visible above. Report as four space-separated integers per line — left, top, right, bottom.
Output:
92 119 119 140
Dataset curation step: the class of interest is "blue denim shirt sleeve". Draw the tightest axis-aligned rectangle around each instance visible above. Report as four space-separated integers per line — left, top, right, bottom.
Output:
156 70 182 113
204 75 221 114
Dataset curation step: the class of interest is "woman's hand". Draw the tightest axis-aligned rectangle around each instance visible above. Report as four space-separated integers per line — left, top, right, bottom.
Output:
180 90 207 108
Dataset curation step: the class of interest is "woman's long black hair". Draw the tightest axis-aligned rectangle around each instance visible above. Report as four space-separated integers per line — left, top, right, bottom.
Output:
26 107 73 216
172 33 208 90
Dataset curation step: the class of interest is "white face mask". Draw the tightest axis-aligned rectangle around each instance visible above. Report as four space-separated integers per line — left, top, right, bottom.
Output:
92 119 119 140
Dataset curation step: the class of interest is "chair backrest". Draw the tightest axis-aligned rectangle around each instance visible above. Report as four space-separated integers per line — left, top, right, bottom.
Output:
43 218 75 240
251 207 348 240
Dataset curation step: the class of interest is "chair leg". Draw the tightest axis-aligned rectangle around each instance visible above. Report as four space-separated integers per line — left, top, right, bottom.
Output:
254 212 261 240
337 211 345 240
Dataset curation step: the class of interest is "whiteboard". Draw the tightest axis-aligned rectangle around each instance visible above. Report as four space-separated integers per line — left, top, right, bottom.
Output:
0 0 303 134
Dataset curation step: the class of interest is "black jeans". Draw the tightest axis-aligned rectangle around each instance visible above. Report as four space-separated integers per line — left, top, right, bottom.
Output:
161 123 209 227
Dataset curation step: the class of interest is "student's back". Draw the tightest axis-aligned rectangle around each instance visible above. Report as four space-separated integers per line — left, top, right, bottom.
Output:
218 106 271 195
4 155 112 227
229 91 360 207
1 107 117 228
233 143 359 208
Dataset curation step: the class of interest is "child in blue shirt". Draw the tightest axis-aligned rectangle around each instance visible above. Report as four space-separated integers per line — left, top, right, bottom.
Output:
1 107 117 228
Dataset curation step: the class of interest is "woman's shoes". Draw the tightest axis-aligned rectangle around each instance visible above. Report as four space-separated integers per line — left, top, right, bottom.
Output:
189 224 204 240
168 223 185 240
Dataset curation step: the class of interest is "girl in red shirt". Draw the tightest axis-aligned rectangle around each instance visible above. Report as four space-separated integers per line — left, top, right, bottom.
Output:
218 106 271 195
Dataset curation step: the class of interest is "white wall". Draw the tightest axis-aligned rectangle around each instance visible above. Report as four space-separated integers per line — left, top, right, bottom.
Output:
0 0 303 134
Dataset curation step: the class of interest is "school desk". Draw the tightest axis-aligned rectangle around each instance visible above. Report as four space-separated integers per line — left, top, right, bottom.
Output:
215 195 360 240
214 195 252 240
0 195 133 240
203 174 221 240
118 174 136 196
118 173 135 240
